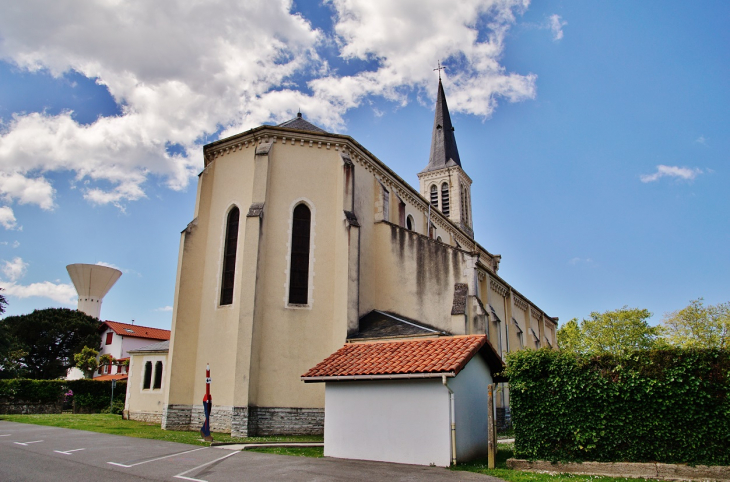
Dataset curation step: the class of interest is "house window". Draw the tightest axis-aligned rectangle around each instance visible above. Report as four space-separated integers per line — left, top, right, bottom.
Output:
406 215 414 231
220 206 240 306
103 365 108 375
288 203 311 305
153 361 163 389
430 185 438 208
441 183 450 216
143 361 152 389
105 332 113 345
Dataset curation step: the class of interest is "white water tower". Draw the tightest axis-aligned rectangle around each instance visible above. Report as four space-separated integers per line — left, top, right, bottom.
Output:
66 263 122 319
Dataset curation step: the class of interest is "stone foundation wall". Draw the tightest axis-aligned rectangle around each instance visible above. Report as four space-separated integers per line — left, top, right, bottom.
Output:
128 411 163 424
162 404 323 436
0 399 62 415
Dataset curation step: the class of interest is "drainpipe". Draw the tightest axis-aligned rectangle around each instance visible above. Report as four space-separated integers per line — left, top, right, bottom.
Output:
442 375 457 466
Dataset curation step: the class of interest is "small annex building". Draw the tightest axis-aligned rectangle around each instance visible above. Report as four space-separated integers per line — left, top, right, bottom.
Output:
124 340 170 423
97 321 171 378
302 335 505 467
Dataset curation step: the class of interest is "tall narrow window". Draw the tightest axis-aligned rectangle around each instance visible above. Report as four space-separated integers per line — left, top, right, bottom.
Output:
441 183 450 216
220 207 240 306
461 185 467 223
398 199 406 227
288 204 311 305
406 215 414 231
153 361 163 389
430 185 438 208
143 361 152 389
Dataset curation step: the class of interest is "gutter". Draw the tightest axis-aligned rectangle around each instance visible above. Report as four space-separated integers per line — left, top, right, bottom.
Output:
442 375 457 466
301 372 456 383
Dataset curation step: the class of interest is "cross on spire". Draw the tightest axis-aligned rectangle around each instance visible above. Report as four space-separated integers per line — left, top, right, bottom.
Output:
434 60 445 80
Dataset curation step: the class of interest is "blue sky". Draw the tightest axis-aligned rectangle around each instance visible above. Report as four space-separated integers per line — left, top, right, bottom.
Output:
0 0 727 329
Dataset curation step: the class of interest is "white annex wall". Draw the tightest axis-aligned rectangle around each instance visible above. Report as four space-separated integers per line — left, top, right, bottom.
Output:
449 354 493 461
324 379 451 467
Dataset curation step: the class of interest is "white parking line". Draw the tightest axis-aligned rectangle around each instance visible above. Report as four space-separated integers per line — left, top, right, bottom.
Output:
173 451 238 482
14 440 44 446
0 434 11 437
108 446 208 468
55 448 86 455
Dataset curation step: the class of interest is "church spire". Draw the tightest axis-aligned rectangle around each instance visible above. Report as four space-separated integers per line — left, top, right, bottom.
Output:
421 79 462 174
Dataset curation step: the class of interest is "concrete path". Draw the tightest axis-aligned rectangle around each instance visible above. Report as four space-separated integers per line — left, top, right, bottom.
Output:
0 421 505 482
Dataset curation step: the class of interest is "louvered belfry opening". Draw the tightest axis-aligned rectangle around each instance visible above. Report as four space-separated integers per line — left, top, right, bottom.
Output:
441 182 450 216
288 204 311 304
220 207 240 306
430 185 438 208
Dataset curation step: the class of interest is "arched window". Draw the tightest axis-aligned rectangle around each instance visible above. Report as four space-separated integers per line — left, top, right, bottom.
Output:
436 236 443 243
430 185 438 208
406 215 414 231
143 361 152 390
288 204 311 305
153 361 163 389
220 207 240 306
441 183 450 216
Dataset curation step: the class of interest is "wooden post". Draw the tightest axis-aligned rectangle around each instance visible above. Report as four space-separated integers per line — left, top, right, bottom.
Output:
487 383 496 469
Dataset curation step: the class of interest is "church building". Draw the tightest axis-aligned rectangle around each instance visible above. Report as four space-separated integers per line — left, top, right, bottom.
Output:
155 80 558 436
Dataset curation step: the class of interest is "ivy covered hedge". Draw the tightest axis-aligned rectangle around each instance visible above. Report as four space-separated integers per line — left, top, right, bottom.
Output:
0 379 126 413
504 348 730 466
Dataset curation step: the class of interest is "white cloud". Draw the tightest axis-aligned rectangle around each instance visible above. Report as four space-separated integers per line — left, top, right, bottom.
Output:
695 135 707 145
95 261 121 270
2 257 28 281
2 280 77 305
0 0 535 219
568 257 594 266
640 165 703 183
0 256 76 304
0 206 18 230
154 306 173 312
548 14 567 40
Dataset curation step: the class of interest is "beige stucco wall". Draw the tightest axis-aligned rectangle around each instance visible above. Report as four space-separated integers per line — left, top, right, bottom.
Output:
126 351 167 416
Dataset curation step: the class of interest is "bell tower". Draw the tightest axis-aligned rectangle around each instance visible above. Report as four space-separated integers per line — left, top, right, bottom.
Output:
418 78 473 237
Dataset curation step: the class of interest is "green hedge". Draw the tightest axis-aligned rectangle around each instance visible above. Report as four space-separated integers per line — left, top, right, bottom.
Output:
504 348 730 466
0 379 126 413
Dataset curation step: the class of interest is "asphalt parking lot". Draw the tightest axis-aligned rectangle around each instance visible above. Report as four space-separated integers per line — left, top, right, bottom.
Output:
0 421 503 482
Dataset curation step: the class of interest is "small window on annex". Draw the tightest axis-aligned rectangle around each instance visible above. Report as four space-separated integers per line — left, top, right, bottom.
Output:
153 361 163 389
288 203 312 305
219 206 240 306
406 214 414 231
143 361 152 390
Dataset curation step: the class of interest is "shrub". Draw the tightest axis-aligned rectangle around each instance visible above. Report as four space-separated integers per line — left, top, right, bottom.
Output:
0 379 126 413
504 348 730 466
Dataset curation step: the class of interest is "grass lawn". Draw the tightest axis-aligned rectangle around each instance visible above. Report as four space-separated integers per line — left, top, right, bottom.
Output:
452 443 645 482
0 413 322 447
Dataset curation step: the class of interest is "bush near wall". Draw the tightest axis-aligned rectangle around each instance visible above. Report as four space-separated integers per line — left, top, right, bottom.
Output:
504 348 730 466
0 379 126 414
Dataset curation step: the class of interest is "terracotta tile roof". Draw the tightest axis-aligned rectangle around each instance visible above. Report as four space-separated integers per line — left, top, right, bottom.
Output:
93 374 128 381
302 335 504 380
101 321 171 341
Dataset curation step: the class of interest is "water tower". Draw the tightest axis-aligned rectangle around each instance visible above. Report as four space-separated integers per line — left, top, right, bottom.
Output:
66 263 122 319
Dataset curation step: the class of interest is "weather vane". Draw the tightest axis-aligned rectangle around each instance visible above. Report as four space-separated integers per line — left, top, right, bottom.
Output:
434 60 445 80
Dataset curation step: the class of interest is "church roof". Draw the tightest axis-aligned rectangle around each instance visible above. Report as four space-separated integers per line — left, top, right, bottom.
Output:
301 335 506 382
277 113 328 133
128 340 170 353
349 310 449 340
421 79 462 174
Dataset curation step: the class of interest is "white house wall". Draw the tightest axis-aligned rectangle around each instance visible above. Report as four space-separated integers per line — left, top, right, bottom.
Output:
324 379 451 467
449 355 493 461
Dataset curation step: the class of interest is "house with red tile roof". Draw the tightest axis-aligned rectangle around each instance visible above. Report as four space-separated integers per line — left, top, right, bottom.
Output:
95 321 170 379
302 335 505 467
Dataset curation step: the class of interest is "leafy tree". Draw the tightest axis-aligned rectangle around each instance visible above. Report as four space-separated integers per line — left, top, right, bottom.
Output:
0 308 100 379
662 298 730 349
74 346 99 378
557 306 660 356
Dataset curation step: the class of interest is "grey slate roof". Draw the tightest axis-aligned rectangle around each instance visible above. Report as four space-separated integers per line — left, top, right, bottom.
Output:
277 113 328 133
421 80 462 173
350 310 450 340
128 340 169 354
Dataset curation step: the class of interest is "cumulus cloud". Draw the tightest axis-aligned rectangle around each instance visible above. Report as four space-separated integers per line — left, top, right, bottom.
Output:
2 257 28 281
0 256 76 304
640 165 703 183
548 14 567 40
0 206 18 230
0 0 536 218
